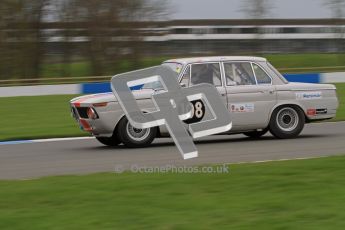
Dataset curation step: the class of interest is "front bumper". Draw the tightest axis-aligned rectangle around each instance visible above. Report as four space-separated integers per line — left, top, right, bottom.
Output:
70 103 124 137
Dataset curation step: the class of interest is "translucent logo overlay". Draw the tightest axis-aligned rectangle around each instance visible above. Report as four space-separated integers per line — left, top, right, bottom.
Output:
111 66 232 159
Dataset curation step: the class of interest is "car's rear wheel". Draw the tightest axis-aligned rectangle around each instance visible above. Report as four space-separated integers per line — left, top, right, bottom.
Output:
269 105 305 139
117 116 157 148
243 128 269 138
96 135 121 147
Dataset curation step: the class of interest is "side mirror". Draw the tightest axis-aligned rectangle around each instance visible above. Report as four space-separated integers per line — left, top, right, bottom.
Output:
180 82 187 88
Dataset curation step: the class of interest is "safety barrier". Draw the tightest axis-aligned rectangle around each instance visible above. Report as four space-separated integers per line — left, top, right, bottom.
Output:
0 72 344 97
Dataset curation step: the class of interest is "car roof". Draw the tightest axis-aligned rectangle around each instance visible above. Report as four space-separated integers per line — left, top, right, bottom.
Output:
164 56 267 65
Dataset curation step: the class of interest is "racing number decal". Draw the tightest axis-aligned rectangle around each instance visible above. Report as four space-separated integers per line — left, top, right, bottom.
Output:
184 100 205 124
193 101 204 119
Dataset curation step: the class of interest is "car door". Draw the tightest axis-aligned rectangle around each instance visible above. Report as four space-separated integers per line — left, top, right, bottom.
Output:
222 61 276 130
178 62 228 123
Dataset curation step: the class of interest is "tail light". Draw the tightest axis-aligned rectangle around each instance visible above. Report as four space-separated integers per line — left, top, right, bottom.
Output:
307 108 316 116
87 107 99 119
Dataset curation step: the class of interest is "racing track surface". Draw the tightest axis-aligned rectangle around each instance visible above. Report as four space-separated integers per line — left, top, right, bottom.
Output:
0 122 345 179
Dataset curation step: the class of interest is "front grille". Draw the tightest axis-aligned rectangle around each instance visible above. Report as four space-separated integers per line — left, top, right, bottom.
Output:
76 107 89 119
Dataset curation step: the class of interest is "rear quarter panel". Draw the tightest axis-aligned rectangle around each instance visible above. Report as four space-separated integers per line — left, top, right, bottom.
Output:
274 83 338 121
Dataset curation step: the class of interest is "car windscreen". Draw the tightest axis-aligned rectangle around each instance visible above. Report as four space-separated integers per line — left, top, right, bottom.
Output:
162 62 183 75
141 63 181 90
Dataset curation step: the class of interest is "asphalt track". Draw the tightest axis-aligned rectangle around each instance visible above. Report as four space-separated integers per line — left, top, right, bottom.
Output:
1 122 345 179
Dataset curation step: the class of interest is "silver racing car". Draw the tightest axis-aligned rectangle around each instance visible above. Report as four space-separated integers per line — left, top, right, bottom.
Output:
70 56 339 147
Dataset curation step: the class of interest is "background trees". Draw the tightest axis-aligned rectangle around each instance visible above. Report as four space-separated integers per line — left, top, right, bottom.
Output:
324 0 345 64
241 0 273 54
0 0 169 80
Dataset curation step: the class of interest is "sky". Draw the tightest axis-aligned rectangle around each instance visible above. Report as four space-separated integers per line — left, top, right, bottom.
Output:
170 0 332 19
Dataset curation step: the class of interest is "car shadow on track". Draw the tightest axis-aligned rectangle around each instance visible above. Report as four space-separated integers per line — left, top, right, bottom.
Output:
147 134 335 148
86 133 334 151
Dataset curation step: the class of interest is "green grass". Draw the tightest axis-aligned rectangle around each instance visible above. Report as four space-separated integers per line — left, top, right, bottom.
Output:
1 155 345 229
0 83 344 141
265 53 345 70
335 83 345 121
41 57 168 79
0 95 85 140
39 54 345 79
41 62 93 78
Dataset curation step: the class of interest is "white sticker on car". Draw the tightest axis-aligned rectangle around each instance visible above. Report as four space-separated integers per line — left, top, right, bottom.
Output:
296 92 322 100
230 103 254 113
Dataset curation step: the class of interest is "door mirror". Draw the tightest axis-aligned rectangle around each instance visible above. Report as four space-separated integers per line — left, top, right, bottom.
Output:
180 82 187 88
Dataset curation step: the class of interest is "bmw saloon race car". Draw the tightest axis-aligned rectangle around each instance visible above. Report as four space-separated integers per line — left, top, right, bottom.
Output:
70 56 339 147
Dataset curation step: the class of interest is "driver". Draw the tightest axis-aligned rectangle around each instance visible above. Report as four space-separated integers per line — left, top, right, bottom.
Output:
192 64 213 85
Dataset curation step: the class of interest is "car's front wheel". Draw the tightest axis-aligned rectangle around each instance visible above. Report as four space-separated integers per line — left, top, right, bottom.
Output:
117 116 157 148
269 105 305 139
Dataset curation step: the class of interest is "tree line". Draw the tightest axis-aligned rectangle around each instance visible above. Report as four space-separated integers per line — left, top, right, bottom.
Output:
0 0 344 80
0 0 169 80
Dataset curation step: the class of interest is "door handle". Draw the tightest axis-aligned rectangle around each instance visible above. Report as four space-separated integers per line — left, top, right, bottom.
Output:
259 90 274 94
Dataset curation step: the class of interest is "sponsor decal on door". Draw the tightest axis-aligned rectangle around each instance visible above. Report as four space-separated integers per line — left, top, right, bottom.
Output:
230 103 255 113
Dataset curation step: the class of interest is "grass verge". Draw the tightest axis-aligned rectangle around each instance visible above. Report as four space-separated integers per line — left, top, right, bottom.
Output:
40 53 345 79
0 155 345 229
334 83 345 121
265 53 345 72
0 95 86 140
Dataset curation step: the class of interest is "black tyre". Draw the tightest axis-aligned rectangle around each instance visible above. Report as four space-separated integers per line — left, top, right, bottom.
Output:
117 116 157 148
243 128 269 138
96 135 121 147
269 105 305 139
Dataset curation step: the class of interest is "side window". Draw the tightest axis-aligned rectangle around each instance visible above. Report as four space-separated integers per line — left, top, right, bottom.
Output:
191 63 222 86
252 63 272 84
180 65 190 87
224 62 256 86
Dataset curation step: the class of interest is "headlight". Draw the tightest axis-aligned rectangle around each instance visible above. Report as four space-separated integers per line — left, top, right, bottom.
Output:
87 107 99 119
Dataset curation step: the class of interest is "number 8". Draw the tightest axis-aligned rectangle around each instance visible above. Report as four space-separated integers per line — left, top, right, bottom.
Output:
194 101 203 118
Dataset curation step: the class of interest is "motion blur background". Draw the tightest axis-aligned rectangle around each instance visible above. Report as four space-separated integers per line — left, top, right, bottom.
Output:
1 0 345 85
1 3 345 228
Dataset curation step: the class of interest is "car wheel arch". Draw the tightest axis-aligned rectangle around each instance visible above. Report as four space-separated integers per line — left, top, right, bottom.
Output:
113 110 160 137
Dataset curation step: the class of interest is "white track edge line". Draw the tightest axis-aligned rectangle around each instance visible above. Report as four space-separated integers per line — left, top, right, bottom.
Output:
32 137 94 143
227 155 335 165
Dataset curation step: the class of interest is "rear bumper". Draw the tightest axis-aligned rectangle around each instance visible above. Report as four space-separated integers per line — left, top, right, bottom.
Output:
305 96 338 121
